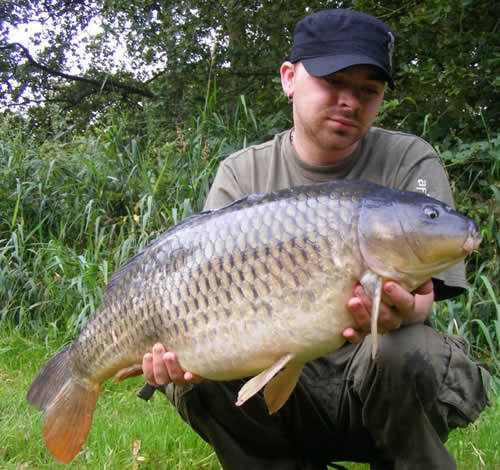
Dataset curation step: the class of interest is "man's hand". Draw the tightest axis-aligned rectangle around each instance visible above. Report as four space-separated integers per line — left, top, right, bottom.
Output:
142 343 203 387
343 279 435 343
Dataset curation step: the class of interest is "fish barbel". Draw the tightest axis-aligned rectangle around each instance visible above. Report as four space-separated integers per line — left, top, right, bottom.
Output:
27 179 481 463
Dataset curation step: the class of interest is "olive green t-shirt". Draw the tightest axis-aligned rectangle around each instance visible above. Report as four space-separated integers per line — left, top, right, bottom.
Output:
204 127 467 300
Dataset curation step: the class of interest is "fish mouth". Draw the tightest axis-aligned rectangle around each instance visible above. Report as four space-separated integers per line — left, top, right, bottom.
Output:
463 228 482 254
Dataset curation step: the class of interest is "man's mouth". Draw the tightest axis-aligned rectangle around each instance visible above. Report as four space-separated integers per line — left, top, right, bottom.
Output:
330 117 358 130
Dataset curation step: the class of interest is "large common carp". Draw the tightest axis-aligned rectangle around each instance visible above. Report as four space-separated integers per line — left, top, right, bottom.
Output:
28 179 480 464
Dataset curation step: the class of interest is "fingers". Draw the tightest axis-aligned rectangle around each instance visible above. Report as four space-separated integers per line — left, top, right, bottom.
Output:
184 371 204 384
346 287 371 332
383 282 415 317
142 352 155 385
346 283 409 339
347 280 435 340
164 351 203 384
152 344 172 386
142 343 171 386
383 280 434 324
413 279 434 296
342 326 365 344
142 343 203 387
163 350 188 385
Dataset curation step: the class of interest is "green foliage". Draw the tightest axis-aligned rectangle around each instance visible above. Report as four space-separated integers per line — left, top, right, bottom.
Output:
0 89 287 335
431 131 500 387
353 0 499 140
1 1 498 139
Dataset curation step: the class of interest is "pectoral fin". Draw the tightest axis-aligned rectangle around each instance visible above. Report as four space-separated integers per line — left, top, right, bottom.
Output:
263 362 303 414
369 276 383 359
360 272 383 359
236 353 295 409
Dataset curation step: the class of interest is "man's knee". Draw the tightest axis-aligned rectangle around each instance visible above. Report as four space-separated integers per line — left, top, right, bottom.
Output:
375 324 446 374
347 324 453 410
374 324 449 404
355 324 490 431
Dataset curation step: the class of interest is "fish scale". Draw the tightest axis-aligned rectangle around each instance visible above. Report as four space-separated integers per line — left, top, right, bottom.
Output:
27 179 481 464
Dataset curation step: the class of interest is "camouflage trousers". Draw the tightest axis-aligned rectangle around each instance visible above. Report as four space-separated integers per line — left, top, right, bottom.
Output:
155 325 490 470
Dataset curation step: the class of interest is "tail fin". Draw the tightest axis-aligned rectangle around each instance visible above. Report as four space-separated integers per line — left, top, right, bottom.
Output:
27 344 99 464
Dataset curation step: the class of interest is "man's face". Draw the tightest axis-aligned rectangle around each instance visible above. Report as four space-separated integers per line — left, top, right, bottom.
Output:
284 63 386 159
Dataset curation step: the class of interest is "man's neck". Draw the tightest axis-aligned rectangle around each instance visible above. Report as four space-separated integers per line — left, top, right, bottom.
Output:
291 128 360 166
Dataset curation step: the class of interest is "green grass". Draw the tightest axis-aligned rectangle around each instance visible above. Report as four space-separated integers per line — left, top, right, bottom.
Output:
0 330 220 469
0 329 498 469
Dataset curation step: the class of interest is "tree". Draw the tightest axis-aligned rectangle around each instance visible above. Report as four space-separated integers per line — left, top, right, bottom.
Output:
1 0 498 139
366 0 500 141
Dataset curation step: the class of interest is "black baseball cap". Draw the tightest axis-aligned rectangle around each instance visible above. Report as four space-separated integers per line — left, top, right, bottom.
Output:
290 9 395 89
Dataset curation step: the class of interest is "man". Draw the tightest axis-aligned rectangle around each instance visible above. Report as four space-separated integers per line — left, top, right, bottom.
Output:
140 9 490 470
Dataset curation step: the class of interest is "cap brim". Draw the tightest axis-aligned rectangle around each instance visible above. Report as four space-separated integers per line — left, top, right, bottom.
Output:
301 55 394 89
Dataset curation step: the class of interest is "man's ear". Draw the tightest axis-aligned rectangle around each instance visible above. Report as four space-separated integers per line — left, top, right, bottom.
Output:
280 61 295 99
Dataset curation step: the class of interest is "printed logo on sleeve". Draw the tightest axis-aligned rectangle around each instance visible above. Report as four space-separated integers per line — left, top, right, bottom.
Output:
415 178 428 195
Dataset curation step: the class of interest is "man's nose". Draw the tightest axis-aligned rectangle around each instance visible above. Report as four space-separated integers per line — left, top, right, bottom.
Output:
337 88 360 109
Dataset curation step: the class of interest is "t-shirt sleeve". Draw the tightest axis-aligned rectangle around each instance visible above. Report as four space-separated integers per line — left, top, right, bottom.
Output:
203 159 247 210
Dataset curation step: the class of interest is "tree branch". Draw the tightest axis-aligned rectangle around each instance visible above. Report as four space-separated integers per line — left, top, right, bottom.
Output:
3 42 155 99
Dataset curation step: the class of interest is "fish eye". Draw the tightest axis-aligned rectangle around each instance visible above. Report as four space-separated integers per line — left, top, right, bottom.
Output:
424 206 439 219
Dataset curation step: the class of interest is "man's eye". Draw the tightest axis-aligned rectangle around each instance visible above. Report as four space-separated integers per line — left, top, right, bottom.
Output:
324 77 341 86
